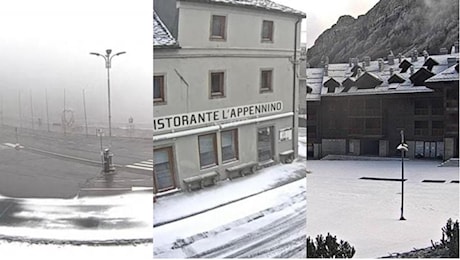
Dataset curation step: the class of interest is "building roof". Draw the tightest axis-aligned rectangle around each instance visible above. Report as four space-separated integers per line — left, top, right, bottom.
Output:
154 11 178 48
306 52 459 99
179 0 306 18
425 63 460 83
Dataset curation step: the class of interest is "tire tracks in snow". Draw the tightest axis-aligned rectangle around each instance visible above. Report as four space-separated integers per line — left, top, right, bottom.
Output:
154 188 306 258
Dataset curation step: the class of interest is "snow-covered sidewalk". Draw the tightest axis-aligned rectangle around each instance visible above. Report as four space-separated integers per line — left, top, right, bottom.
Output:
307 159 459 258
154 159 306 226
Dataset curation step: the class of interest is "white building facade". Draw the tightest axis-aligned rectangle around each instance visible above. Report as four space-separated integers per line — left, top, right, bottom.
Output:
153 0 305 194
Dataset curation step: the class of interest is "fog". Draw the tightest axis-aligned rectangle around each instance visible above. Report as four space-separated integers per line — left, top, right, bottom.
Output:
273 0 379 48
0 0 153 132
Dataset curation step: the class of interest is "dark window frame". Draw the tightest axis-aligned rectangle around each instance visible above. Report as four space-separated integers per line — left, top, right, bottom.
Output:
210 15 227 41
153 146 176 193
221 129 239 163
209 71 225 98
154 75 166 104
198 133 218 169
260 69 273 93
261 20 274 42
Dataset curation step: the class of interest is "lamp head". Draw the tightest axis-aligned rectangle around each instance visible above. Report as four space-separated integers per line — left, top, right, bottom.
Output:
89 52 101 56
106 49 112 55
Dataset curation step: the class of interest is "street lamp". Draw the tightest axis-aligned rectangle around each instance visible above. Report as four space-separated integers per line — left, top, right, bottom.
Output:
90 49 126 137
397 129 409 221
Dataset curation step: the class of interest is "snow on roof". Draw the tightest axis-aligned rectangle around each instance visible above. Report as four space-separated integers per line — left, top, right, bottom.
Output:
306 53 459 98
180 0 306 17
425 63 460 83
154 11 178 48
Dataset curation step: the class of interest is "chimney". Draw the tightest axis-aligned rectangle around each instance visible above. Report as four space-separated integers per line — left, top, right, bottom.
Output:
455 41 459 53
378 58 384 72
357 68 362 78
397 53 402 63
349 58 353 67
423 49 429 61
390 67 394 75
440 47 448 55
410 66 414 75
364 56 371 67
411 49 418 62
388 51 395 65
324 64 328 76
352 57 359 67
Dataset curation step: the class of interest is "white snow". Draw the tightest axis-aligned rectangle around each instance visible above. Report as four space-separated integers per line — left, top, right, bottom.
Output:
0 241 152 260
307 159 459 258
0 192 153 241
154 178 306 258
154 159 306 225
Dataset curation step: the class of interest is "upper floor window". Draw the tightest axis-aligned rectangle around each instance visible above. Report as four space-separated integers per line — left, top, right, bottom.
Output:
210 71 225 98
154 75 165 104
262 20 274 42
260 69 273 92
210 15 226 40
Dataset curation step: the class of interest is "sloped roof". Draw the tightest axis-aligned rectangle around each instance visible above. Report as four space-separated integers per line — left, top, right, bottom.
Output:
180 0 306 17
356 72 383 89
409 67 435 86
306 53 459 97
425 64 459 83
388 73 405 84
154 11 178 48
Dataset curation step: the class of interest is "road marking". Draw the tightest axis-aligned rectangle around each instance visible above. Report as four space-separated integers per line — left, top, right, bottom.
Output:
125 159 153 171
131 186 154 191
3 143 24 149
79 187 132 191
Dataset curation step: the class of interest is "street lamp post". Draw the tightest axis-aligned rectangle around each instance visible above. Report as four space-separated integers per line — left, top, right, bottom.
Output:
90 49 126 138
397 130 408 221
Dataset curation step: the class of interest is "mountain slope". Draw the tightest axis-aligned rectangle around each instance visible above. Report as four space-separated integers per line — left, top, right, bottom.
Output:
307 0 459 67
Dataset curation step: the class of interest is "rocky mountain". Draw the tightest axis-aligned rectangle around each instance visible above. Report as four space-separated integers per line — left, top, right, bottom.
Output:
307 0 459 67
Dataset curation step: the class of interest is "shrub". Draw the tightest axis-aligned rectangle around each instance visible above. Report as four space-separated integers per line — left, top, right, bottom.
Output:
307 233 356 258
440 218 459 258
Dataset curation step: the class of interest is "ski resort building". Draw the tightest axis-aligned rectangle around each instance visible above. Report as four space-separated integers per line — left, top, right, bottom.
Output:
306 45 459 160
153 0 305 194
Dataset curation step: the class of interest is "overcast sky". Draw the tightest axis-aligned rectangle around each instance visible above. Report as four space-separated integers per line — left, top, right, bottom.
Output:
0 0 153 129
274 0 379 48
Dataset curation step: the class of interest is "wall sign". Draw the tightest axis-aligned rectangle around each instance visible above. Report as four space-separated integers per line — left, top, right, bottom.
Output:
154 101 283 131
279 127 292 141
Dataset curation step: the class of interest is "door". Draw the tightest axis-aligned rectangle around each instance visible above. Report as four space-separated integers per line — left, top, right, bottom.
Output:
257 126 274 162
153 147 176 193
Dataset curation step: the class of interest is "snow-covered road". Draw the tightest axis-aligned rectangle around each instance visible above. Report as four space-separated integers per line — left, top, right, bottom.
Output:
153 178 306 258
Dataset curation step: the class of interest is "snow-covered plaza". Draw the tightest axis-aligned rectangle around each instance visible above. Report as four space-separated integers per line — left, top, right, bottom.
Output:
307 159 459 258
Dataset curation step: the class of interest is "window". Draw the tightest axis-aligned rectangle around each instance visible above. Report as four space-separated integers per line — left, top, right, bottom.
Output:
414 121 429 136
153 147 176 192
260 69 273 92
262 20 274 42
199 133 217 168
210 15 226 40
221 130 238 162
210 71 225 98
154 75 165 104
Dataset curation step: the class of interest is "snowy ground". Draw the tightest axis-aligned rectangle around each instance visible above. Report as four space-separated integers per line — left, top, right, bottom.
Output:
0 192 153 259
153 160 307 258
307 159 459 258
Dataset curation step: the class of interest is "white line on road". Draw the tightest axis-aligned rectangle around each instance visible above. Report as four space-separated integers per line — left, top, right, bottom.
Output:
126 165 153 171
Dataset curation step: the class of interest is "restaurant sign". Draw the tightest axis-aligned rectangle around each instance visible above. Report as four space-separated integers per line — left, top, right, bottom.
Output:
154 101 283 131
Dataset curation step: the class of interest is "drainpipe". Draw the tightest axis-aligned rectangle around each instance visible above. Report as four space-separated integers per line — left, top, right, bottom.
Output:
292 18 301 159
